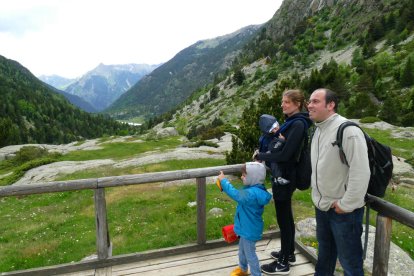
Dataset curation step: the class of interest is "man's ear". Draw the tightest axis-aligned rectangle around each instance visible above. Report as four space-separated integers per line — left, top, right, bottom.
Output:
327 101 336 112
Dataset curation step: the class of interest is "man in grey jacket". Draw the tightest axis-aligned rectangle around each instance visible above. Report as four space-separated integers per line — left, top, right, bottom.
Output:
308 88 370 276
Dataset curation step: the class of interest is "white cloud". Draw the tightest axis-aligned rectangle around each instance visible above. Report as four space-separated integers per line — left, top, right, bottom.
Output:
0 0 282 78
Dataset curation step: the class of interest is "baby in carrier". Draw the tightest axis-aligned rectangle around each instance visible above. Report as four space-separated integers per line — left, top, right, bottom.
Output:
255 114 290 185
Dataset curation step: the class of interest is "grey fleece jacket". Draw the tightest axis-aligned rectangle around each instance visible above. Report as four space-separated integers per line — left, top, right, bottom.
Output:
310 114 370 212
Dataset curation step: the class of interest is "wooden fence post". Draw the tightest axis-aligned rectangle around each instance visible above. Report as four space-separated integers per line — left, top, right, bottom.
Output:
94 188 111 259
372 214 392 276
196 177 206 244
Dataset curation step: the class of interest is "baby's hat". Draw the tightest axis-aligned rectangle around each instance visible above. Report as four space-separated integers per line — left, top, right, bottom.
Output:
259 114 279 134
244 162 266 185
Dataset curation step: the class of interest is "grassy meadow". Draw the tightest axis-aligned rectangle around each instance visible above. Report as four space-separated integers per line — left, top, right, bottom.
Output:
0 130 413 272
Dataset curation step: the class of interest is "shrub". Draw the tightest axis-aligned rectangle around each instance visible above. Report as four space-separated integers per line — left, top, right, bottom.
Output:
186 140 219 148
14 146 49 164
360 116 381 123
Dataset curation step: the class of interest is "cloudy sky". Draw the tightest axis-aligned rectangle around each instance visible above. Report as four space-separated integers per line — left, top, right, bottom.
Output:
0 0 283 79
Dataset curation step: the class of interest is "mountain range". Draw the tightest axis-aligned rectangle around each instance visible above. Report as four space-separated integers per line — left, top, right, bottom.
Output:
38 74 76 90
41 63 159 112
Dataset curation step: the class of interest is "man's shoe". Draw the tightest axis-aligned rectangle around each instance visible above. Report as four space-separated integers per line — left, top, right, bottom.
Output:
270 251 296 264
230 266 248 276
261 260 290 275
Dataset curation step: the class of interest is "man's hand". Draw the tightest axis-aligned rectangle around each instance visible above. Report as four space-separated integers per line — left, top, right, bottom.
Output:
331 201 346 214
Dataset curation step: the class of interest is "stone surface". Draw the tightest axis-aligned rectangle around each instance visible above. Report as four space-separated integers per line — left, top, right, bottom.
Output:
8 133 233 185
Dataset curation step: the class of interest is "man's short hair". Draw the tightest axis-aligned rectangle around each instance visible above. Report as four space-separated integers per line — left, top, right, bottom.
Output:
324 88 339 112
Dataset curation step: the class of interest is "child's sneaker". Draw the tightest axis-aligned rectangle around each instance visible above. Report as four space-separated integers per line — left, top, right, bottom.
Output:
270 251 296 264
230 266 248 276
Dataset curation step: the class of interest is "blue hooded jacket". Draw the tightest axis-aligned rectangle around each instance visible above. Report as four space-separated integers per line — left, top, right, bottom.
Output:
220 162 272 241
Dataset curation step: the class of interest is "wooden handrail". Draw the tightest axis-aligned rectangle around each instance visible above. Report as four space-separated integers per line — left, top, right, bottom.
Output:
365 194 414 276
0 164 243 197
366 194 414 228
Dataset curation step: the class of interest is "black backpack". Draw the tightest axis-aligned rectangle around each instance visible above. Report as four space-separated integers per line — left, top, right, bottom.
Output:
295 139 311 191
288 118 312 191
333 121 393 198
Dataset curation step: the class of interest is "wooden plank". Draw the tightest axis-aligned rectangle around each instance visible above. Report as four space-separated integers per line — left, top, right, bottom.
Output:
112 241 270 274
58 270 96 276
111 239 313 276
94 188 111 259
114 252 313 276
192 262 315 276
112 241 265 272
295 238 317 265
196 177 206 244
262 237 281 253
0 179 96 197
97 165 243 188
8 236 314 276
373 214 392 276
94 267 112 276
0 165 243 197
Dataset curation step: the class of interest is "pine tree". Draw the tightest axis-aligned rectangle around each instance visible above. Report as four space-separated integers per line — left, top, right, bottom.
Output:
233 69 246 86
400 57 414 87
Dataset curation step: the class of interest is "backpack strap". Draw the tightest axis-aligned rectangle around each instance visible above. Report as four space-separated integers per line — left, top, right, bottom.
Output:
332 121 366 167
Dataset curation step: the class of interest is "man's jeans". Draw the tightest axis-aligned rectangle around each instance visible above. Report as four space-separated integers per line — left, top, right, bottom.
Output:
238 237 260 276
315 206 364 276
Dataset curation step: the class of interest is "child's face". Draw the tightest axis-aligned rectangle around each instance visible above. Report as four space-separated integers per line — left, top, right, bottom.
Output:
271 126 279 133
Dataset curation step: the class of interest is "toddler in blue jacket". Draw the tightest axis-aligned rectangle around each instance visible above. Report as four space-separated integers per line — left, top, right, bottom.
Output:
217 162 272 276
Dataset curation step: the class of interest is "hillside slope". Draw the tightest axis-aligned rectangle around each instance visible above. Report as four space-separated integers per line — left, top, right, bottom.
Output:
162 0 414 139
105 25 261 121
0 55 137 147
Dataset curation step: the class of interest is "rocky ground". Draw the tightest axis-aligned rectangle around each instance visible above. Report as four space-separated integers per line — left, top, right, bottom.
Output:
0 131 233 185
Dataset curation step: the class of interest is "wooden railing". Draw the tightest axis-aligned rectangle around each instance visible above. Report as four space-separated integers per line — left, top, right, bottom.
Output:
0 165 413 276
365 194 414 275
